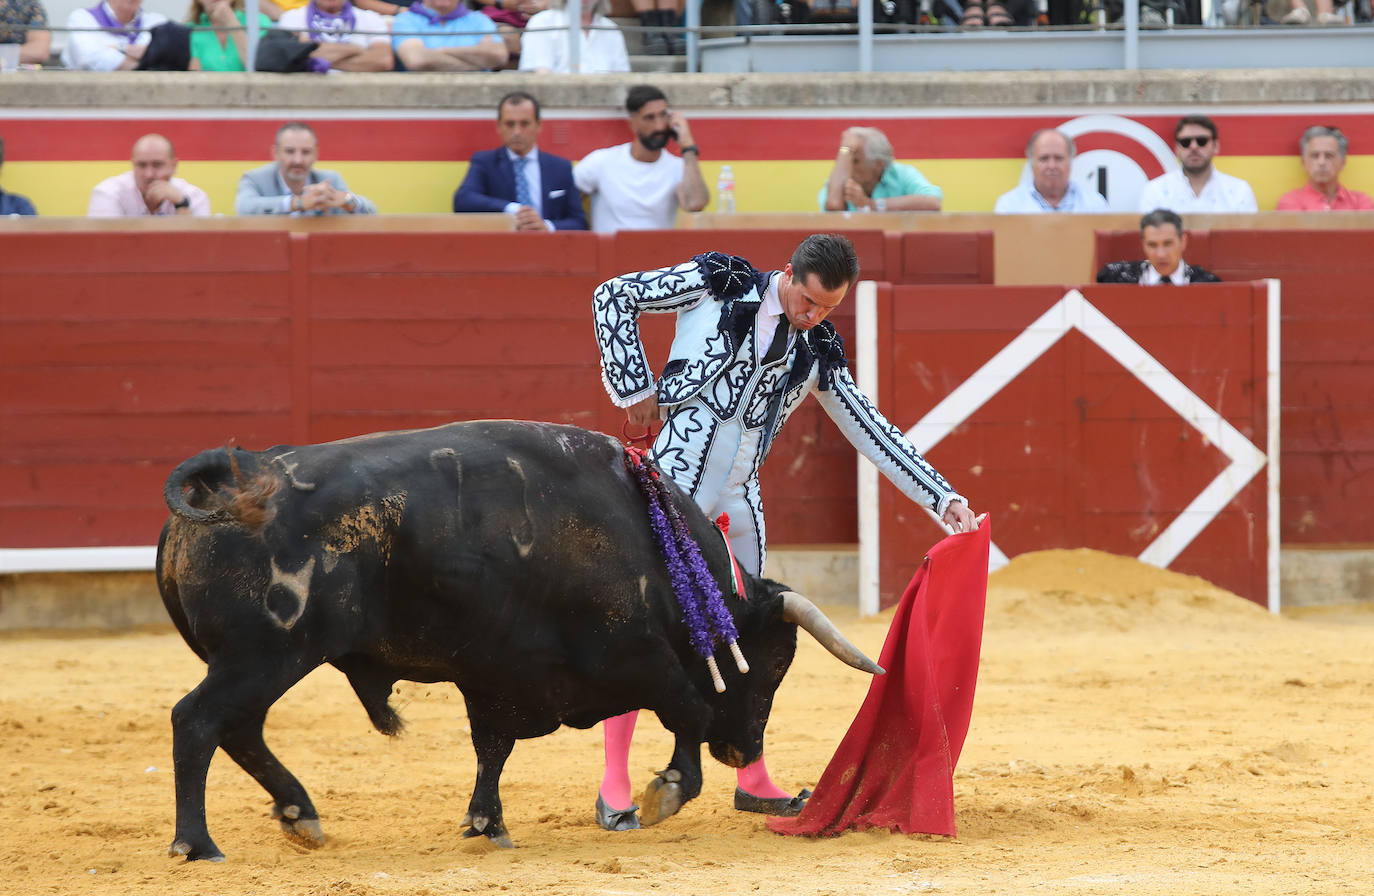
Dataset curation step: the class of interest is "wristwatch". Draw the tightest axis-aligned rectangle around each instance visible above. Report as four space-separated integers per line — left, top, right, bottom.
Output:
873 197 887 212
172 196 190 209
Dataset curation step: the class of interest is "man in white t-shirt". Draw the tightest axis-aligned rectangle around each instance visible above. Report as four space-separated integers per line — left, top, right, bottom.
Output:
278 0 394 72
573 84 709 233
1137 115 1257 214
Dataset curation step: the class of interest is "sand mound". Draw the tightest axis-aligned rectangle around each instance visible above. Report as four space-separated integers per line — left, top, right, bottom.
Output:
986 548 1274 632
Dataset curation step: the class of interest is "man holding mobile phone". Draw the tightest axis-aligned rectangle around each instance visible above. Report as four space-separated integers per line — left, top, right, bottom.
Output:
574 84 709 233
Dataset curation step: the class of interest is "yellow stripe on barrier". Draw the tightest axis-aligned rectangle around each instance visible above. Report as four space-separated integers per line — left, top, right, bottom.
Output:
4 157 1364 218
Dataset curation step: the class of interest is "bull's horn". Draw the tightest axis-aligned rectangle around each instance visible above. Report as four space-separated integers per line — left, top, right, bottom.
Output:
780 591 884 675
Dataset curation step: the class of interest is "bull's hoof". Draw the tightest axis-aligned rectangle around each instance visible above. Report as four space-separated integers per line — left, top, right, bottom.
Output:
733 787 812 816
461 824 514 849
595 794 641 831
460 811 514 848
273 803 326 847
638 769 684 827
168 838 225 862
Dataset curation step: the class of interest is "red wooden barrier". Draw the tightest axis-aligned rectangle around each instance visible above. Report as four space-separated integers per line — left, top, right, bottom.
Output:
0 231 297 546
873 283 1274 607
0 228 992 551
1095 229 1374 546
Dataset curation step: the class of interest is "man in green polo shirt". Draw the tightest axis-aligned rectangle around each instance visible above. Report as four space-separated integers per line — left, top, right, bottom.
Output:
819 126 942 213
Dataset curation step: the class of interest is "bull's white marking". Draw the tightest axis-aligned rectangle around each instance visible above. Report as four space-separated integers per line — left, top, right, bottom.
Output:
268 556 315 630
430 448 462 522
506 458 535 558
271 452 316 492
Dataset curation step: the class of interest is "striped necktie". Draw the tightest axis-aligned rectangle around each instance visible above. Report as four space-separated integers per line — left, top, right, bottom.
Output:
514 155 533 208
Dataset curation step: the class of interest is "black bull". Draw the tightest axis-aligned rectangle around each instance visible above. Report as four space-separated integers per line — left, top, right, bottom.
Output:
157 420 881 861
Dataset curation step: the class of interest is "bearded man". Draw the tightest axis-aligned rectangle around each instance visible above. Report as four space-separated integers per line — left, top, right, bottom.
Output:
1137 115 1257 214
573 84 709 233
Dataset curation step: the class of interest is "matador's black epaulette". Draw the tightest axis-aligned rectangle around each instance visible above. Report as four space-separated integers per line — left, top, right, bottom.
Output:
692 251 759 301
790 321 849 392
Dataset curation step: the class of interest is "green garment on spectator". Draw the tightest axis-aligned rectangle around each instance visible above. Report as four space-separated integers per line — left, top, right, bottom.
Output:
191 11 273 71
816 161 943 211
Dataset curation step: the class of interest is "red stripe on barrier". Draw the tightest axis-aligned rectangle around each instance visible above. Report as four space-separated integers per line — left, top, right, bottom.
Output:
6 113 1374 162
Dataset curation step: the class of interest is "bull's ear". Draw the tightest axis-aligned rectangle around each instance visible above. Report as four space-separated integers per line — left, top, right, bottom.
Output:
741 576 790 627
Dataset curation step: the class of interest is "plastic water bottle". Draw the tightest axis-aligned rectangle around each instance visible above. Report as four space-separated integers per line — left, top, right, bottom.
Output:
716 165 736 214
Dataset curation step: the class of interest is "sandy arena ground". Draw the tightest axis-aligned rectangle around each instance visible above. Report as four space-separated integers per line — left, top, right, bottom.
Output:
2 549 1372 895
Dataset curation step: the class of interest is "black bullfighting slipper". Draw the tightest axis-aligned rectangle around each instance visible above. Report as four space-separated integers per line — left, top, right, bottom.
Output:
595 794 642 831
733 787 813 816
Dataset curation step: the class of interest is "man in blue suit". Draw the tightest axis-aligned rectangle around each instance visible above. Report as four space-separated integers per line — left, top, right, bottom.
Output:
453 91 588 232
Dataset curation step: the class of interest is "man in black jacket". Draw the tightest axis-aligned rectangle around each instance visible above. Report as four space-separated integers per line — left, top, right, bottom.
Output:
1097 208 1221 285
452 91 587 232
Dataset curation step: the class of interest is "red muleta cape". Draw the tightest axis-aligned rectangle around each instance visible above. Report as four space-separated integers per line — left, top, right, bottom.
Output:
768 519 991 838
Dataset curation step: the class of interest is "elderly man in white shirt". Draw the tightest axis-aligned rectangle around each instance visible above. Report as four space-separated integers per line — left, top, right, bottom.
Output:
1137 115 1257 214
518 0 630 74
994 129 1110 214
88 134 211 217
62 0 168 71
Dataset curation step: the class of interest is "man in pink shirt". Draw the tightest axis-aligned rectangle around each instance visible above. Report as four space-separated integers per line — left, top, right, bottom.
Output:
1276 126 1374 212
88 134 211 217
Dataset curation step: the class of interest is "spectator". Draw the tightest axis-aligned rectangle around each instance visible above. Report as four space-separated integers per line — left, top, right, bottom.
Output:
186 0 272 71
392 0 508 71
1277 0 1347 24
631 0 682 55
236 121 378 215
0 0 51 65
994 129 1109 213
467 0 548 64
1096 209 1221 285
1276 125 1373 211
277 0 394 72
818 126 941 213
960 0 1016 24
62 0 169 70
262 0 405 22
1137 115 1257 214
453 91 587 231
88 134 210 217
573 84 708 233
518 0 629 74
0 136 38 216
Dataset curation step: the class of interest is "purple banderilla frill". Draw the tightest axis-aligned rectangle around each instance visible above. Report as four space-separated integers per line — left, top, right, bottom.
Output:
623 446 749 692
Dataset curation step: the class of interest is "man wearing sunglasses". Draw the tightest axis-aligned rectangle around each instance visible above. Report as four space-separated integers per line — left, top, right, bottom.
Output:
1138 115 1257 214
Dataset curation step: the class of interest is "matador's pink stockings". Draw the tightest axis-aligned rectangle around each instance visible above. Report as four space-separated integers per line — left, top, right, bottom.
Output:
599 710 790 811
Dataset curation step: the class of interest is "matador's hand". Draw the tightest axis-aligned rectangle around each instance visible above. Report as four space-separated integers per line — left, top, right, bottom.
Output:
942 501 980 534
627 393 660 427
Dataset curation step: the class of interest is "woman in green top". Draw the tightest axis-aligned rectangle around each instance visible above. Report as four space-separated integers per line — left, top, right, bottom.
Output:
187 0 273 71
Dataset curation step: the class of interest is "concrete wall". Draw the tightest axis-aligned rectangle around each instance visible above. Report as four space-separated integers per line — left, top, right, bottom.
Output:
4 68 1374 113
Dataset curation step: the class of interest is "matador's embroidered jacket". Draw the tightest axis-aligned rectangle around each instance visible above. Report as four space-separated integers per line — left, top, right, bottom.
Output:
593 252 965 572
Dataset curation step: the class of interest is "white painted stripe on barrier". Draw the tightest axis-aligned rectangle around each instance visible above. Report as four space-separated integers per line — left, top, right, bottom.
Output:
855 281 881 617
1267 279 1282 614
906 289 1269 580
0 547 157 574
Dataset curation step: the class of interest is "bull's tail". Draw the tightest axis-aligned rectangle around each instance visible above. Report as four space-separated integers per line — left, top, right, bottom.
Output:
164 443 281 529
